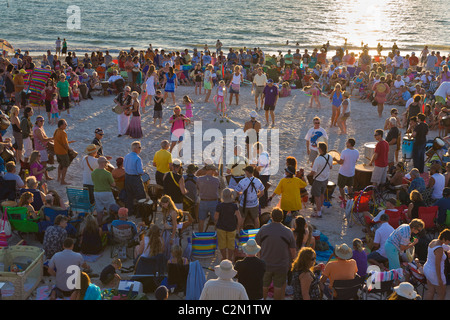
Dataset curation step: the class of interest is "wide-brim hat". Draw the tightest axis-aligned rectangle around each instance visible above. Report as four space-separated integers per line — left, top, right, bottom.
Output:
214 260 237 279
172 158 182 166
84 144 100 155
242 239 261 256
376 83 387 93
203 164 217 171
394 282 417 300
186 164 199 174
334 243 353 260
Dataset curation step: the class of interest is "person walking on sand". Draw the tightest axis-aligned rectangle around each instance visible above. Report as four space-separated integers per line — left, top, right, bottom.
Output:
252 67 268 111
53 119 75 185
373 76 390 118
114 86 132 137
329 83 343 128
309 142 332 218
262 79 279 128
228 65 243 106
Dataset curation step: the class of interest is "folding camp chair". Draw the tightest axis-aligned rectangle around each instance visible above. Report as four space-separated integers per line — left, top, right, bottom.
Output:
191 232 217 259
6 206 39 238
235 229 260 262
332 275 364 300
110 224 135 260
132 253 167 293
66 187 95 215
385 209 406 229
418 206 439 238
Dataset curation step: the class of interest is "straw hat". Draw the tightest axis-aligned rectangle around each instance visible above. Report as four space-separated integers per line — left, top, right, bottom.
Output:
394 282 417 300
186 164 199 174
214 260 237 280
84 144 100 155
242 239 261 256
334 243 353 260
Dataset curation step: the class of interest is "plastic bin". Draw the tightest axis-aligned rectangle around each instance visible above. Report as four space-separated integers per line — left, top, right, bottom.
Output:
0 245 44 300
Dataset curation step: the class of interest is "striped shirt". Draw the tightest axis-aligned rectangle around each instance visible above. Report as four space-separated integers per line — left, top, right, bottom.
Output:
386 224 411 251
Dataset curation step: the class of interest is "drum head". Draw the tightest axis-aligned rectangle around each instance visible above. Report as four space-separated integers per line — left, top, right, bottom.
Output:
328 150 340 165
435 137 445 148
138 198 153 205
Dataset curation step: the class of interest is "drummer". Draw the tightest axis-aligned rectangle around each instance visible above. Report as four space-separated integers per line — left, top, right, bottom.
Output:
92 128 112 160
334 138 359 207
385 117 400 169
226 145 248 190
368 129 389 188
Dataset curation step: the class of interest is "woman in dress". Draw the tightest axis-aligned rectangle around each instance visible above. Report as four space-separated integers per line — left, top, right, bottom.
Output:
163 66 177 105
143 65 157 112
423 229 450 300
291 247 322 300
9 105 23 164
372 76 391 118
125 91 143 139
228 65 243 106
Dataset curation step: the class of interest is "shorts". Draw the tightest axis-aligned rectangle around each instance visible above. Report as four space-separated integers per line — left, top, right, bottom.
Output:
367 251 388 264
23 137 33 159
340 112 350 119
153 110 162 119
94 191 116 213
263 271 287 288
170 133 184 142
264 104 275 111
58 96 70 110
204 81 212 90
56 154 70 168
311 179 328 197
52 113 59 119
337 173 354 189
199 200 218 221
371 166 388 185
45 100 52 113
309 150 318 163
255 86 265 97
217 228 236 250
239 206 259 221
216 95 224 103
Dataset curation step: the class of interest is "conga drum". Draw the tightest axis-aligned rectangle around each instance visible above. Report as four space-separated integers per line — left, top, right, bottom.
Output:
136 198 154 225
46 141 55 164
328 150 341 165
101 81 110 96
363 142 377 165
148 183 164 211
402 135 414 160
354 164 374 191
325 181 336 201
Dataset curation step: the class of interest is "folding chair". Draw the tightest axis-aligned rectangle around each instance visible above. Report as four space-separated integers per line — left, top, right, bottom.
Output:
110 224 135 259
132 253 167 293
19 189 44 212
66 187 95 215
191 232 217 259
6 206 39 238
332 275 364 300
167 263 190 294
235 228 260 262
385 209 404 229
418 206 439 237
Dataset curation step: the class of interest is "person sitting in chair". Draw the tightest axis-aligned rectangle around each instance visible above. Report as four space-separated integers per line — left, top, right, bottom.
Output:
110 207 137 236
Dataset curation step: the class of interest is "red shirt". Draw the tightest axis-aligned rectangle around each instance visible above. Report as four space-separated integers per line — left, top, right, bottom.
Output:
409 56 419 66
374 140 389 167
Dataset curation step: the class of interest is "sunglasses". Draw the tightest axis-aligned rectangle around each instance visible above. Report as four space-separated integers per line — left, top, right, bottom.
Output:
314 122 320 124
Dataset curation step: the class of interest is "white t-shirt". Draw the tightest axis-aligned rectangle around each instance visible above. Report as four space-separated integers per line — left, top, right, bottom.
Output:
435 82 450 98
312 153 332 181
305 127 328 152
339 148 360 177
405 97 414 110
82 155 99 185
374 222 395 257
431 173 445 199
394 80 405 89
253 151 270 176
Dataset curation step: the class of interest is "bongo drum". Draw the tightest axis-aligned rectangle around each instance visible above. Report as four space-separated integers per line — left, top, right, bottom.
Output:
432 137 445 151
328 150 341 165
441 116 450 127
1 147 15 163
402 135 414 160
363 142 377 165
46 141 55 164
0 117 10 130
137 198 154 225
354 164 374 191
325 181 336 201
106 163 115 173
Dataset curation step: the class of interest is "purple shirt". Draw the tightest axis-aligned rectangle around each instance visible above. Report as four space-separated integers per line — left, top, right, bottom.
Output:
352 250 368 277
263 85 279 106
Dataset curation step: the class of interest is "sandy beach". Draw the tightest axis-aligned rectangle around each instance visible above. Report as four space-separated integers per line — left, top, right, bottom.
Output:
2 78 440 300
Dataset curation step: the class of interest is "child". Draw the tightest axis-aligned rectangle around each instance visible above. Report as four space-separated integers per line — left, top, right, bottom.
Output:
216 80 227 116
309 80 322 108
100 258 122 287
279 81 291 97
183 95 193 120
352 238 368 277
18 192 37 220
72 83 80 106
153 90 164 127
51 94 59 124
193 64 203 95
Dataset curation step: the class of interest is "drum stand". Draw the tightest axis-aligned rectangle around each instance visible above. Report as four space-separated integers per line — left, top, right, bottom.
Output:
425 148 445 168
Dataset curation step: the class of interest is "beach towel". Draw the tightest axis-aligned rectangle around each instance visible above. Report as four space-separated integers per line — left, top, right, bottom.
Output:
185 260 206 300
366 268 404 291
82 253 103 263
27 68 52 106
316 233 334 263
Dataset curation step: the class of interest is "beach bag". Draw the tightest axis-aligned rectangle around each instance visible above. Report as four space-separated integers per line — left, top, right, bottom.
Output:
0 208 12 237
191 232 217 258
112 104 123 114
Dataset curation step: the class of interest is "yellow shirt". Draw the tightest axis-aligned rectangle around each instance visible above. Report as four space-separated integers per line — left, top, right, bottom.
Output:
153 149 172 173
53 128 68 155
274 177 307 211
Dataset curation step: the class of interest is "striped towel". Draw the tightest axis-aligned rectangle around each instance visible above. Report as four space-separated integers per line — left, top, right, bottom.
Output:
26 68 52 106
366 268 404 291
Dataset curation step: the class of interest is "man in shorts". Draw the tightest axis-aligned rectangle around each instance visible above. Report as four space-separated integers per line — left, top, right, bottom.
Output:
262 79 279 127
310 142 332 218
252 67 267 111
255 208 296 300
53 119 74 185
335 138 359 206
369 129 389 188
305 117 328 165
197 164 220 233
234 166 265 229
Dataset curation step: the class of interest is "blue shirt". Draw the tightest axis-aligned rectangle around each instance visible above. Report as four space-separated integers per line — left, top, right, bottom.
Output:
408 177 426 194
433 197 450 225
402 90 411 101
123 152 144 175
110 219 137 235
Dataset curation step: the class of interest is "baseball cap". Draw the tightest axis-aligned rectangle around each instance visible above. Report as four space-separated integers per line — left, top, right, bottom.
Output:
267 79 274 83
95 128 104 135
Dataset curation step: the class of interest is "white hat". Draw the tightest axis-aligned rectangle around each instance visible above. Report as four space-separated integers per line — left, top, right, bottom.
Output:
334 243 353 260
204 158 214 165
250 110 258 118
394 282 417 300
214 259 237 280
172 158 182 166
411 52 416 55
242 239 261 255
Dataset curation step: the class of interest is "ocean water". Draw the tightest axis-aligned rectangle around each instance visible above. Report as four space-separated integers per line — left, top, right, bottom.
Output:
1 0 449 56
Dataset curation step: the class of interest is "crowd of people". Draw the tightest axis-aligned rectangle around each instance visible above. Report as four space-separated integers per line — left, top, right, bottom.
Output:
0 38 450 301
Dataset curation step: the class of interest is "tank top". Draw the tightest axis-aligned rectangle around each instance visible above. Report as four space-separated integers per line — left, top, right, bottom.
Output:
232 73 241 85
432 173 445 199
332 91 343 107
132 101 140 117
33 126 47 151
341 98 351 113
163 171 183 203
423 244 446 282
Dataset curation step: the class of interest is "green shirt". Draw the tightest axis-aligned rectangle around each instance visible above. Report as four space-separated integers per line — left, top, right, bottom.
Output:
91 169 114 192
57 80 70 98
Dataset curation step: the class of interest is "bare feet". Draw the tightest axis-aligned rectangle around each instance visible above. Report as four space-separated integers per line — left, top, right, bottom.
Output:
60 181 70 185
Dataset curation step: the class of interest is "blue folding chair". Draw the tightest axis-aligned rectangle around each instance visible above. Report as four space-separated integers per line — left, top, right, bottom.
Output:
38 207 81 237
66 187 95 214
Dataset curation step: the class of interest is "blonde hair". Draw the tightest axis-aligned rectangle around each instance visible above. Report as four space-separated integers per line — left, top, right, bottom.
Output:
83 214 99 235
291 247 316 272
25 176 38 189
410 190 423 202
160 195 183 222
146 224 163 257
183 95 193 104
171 244 184 265
219 80 225 86
352 238 364 252
131 91 139 99
111 258 122 269
10 105 20 117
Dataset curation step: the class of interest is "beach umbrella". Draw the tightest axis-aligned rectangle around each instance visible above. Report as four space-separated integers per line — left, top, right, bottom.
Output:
0 39 14 54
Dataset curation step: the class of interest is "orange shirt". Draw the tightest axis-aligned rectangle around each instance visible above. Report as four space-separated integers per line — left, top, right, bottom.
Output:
53 128 68 155
323 259 358 288
13 75 25 93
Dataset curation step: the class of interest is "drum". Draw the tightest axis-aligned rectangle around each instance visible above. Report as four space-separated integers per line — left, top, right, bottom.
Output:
363 142 377 165
46 141 55 164
106 163 114 173
354 164 374 191
148 183 164 201
1 147 15 163
0 117 10 130
101 81 109 95
325 181 336 201
137 198 154 225
328 150 341 165
432 137 445 151
402 136 414 160
441 116 450 127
